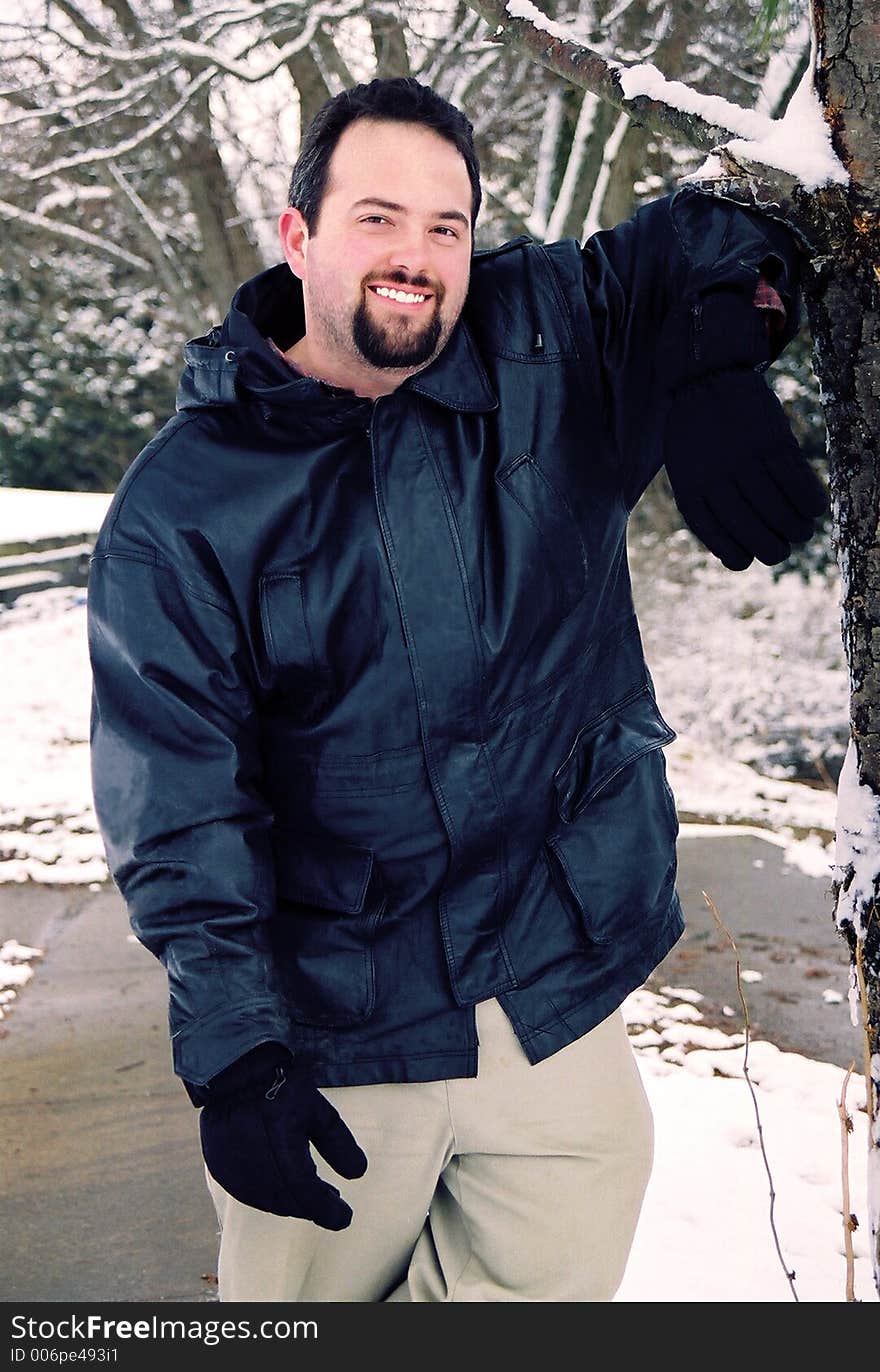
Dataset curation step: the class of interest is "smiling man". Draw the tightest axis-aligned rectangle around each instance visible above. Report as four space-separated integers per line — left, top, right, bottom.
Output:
279 118 473 393
88 76 827 1303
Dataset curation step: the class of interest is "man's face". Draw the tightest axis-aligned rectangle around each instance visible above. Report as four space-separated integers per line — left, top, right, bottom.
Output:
281 119 473 385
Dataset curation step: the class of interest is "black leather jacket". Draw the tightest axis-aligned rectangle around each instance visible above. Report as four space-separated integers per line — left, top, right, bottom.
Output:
87 186 802 1095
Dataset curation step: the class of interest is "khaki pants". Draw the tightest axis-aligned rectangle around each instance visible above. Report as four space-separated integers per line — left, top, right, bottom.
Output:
205 998 653 1302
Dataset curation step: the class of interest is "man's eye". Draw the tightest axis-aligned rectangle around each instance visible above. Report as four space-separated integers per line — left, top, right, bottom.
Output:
360 215 389 225
433 225 458 238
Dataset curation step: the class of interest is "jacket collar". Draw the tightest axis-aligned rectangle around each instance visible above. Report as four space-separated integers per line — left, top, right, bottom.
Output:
401 313 498 414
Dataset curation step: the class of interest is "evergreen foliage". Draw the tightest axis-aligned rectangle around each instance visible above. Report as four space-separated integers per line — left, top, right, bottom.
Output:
0 251 178 492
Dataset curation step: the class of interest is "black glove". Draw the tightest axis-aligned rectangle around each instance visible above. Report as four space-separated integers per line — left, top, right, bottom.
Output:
198 1041 368 1229
663 367 829 571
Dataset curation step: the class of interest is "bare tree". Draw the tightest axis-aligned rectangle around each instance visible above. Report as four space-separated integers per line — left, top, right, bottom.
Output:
0 1 491 484
1 1 790 305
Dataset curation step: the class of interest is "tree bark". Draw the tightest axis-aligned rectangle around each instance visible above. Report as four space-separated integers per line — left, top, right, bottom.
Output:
171 89 265 316
369 2 411 78
809 0 880 1292
288 49 335 136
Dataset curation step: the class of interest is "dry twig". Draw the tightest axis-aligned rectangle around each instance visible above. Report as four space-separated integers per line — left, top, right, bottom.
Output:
837 1063 859 1302
702 888 799 1302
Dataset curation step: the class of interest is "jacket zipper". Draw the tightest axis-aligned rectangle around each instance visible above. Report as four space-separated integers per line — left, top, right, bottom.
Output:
692 301 703 362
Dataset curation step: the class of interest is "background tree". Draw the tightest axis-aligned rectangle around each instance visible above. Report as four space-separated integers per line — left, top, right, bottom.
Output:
2 0 823 517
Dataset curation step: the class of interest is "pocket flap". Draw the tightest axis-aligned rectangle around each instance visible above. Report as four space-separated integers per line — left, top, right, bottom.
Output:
553 687 676 822
496 452 588 594
271 831 374 914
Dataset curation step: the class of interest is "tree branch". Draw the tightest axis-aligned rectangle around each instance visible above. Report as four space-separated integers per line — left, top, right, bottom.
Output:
42 1 363 80
466 0 775 153
0 197 151 270
20 66 217 181
46 0 111 46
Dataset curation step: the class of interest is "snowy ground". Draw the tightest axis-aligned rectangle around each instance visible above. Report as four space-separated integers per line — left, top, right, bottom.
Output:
0 489 874 1302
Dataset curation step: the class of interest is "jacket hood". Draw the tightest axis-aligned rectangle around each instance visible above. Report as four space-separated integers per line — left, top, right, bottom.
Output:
176 260 499 418
176 262 342 414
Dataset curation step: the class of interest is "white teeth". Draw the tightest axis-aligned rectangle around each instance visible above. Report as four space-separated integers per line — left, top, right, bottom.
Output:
373 286 427 303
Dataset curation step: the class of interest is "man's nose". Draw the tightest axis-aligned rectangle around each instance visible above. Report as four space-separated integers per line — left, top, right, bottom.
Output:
386 228 431 278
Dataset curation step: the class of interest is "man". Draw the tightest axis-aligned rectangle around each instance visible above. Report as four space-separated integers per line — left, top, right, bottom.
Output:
87 76 827 1302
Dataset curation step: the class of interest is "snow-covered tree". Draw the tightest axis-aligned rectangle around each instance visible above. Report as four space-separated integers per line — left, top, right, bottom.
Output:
2 1 824 504
0 0 532 484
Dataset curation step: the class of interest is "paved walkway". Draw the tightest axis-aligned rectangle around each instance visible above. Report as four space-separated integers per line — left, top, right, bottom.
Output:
0 884 218 1303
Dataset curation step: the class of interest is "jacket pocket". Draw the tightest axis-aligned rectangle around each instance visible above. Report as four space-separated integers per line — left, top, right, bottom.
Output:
496 452 588 615
258 568 333 716
545 687 678 945
260 569 316 671
269 830 384 1026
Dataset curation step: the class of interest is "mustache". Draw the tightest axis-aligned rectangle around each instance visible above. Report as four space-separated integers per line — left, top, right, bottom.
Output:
364 269 441 295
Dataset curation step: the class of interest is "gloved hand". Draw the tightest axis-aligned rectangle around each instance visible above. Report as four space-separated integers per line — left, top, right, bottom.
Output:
663 367 829 571
198 1041 368 1228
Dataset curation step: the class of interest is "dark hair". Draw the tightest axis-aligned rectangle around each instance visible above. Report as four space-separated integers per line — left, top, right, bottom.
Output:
287 77 481 234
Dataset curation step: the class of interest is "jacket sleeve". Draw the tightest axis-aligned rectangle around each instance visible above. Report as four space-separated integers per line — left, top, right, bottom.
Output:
571 185 805 509
87 537 293 1095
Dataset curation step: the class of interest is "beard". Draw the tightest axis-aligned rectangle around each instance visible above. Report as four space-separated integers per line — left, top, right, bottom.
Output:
351 273 446 370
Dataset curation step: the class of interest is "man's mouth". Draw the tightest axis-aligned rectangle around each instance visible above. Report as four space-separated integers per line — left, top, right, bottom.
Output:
368 283 433 307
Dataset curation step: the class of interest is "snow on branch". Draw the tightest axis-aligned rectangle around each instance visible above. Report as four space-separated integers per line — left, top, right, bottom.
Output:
2 65 175 128
163 0 349 44
466 0 848 193
19 66 217 182
35 184 113 215
42 0 363 81
0 197 151 271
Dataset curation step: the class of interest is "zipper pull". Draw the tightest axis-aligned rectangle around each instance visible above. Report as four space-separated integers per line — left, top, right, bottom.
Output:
691 302 703 362
265 1065 286 1100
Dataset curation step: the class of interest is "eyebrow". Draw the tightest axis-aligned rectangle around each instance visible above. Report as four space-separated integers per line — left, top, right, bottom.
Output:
350 197 470 229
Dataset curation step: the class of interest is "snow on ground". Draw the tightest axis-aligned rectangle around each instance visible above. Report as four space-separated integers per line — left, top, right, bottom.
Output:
1 490 874 1302
0 585 108 886
0 487 112 543
631 527 843 884
618 984 872 1303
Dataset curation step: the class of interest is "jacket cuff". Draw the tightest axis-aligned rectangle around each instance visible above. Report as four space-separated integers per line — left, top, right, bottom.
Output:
183 1040 294 1107
171 1000 296 1099
663 186 804 382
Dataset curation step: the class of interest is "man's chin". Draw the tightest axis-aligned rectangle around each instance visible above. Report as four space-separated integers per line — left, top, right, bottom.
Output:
353 312 443 371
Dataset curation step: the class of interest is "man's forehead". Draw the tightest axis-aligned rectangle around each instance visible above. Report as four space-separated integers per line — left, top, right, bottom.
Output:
325 120 472 215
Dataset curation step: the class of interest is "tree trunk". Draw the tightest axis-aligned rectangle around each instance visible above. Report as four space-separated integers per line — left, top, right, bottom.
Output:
166 3 264 315
285 48 334 139
174 100 265 317
809 0 880 1294
370 3 411 78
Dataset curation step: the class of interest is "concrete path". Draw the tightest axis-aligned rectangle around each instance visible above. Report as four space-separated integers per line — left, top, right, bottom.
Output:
0 884 218 1304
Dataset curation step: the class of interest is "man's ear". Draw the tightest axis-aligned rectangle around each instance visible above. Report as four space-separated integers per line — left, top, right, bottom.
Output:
279 207 309 279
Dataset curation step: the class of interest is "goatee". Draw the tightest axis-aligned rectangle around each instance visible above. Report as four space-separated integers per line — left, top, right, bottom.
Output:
352 283 444 369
